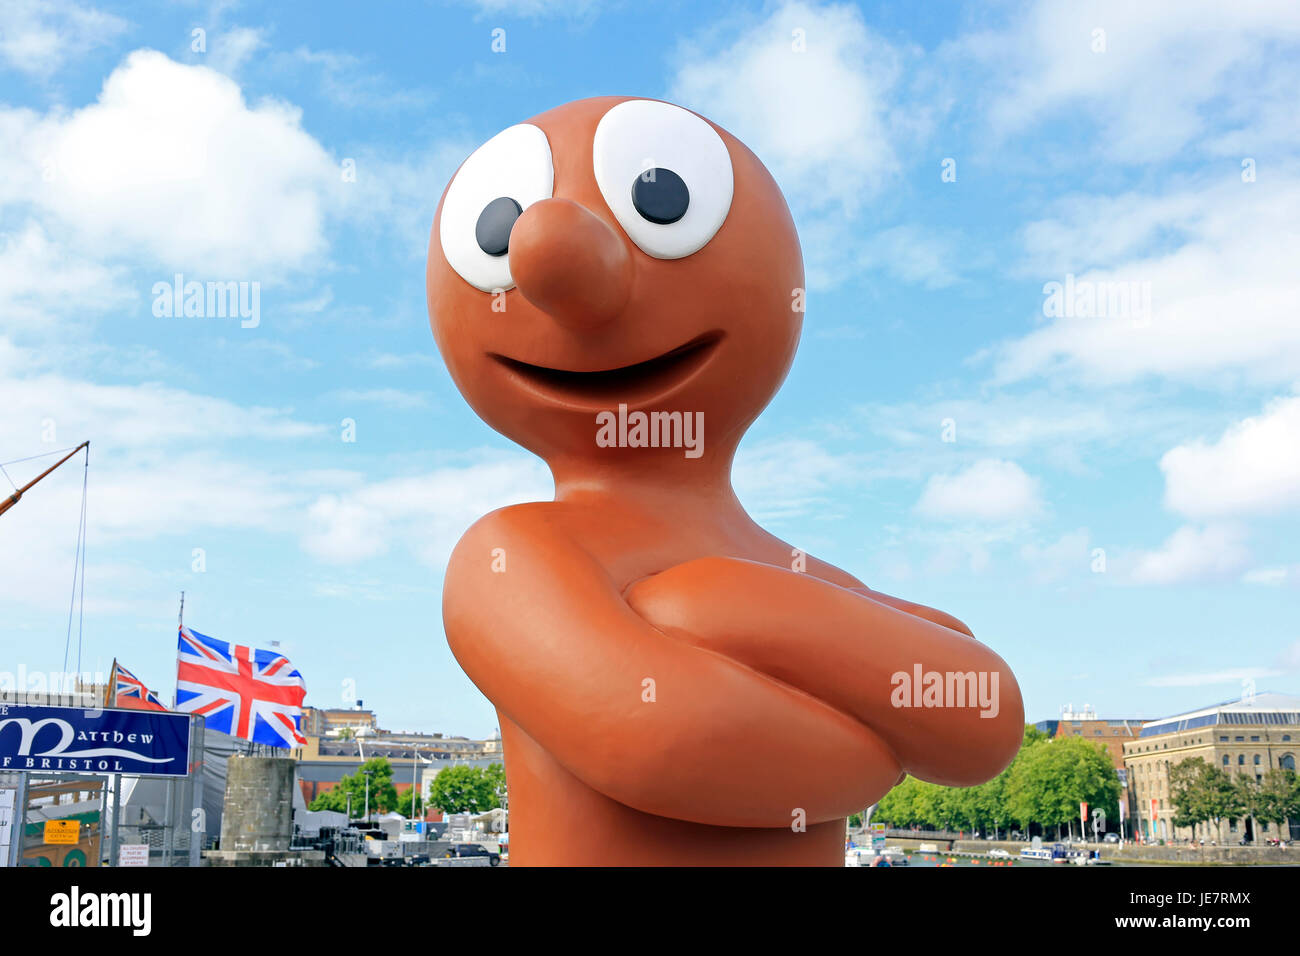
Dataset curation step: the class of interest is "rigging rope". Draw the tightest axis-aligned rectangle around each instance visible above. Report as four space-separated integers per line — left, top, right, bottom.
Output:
76 449 88 676
0 445 83 468
60 447 90 681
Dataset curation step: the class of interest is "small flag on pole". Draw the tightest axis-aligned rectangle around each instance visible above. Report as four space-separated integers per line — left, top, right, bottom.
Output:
175 626 307 747
109 660 168 712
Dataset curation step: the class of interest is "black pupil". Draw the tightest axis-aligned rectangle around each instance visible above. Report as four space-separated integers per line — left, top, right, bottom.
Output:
631 168 689 224
476 196 522 256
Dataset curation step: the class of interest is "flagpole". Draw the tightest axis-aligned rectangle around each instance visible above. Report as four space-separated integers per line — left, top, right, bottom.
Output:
173 592 184 710
107 657 117 709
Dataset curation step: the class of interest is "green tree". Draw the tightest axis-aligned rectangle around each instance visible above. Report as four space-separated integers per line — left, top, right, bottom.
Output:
1170 757 1214 833
875 775 924 828
397 785 424 818
913 779 949 828
974 771 1011 837
1007 736 1119 840
1021 725 1051 747
308 757 399 819
1209 767 1248 834
483 762 506 800
427 764 502 814
875 725 1044 835
1170 757 1246 839
1251 768 1300 836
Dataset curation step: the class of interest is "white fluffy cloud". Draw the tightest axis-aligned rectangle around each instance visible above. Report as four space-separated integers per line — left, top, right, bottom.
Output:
670 2 901 213
0 0 127 77
0 50 341 277
734 437 863 522
0 343 334 610
1241 565 1300 587
0 348 555 611
1160 394 1300 518
0 221 135 325
960 0 1300 162
0 368 324 453
995 178 1300 386
301 456 551 566
915 458 1043 522
1129 523 1250 584
668 2 917 289
0 352 325 525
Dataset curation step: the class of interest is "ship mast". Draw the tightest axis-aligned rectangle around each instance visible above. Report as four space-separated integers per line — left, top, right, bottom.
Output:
0 441 89 518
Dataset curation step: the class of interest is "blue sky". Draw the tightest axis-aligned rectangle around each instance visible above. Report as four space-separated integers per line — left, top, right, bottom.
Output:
1 0 1297 737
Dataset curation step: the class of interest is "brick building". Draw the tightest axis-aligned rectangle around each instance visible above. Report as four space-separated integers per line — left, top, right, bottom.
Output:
1034 705 1143 769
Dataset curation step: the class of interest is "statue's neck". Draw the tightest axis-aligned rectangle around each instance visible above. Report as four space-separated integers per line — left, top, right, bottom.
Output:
548 441 744 517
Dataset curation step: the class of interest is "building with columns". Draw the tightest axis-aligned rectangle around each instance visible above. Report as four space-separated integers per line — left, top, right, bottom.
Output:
1123 693 1299 843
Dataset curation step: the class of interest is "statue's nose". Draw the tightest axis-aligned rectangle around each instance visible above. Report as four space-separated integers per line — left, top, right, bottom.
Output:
508 198 632 331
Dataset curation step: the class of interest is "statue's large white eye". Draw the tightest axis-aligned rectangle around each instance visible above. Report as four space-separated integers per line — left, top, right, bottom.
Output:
439 124 553 292
592 100 733 260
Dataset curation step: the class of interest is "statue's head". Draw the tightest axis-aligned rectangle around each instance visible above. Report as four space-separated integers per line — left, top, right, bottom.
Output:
427 97 804 470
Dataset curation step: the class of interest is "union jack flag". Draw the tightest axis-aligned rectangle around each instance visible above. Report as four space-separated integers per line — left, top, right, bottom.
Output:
110 661 167 712
175 626 307 747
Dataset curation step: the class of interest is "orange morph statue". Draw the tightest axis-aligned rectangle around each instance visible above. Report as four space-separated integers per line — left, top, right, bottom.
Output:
426 97 1024 866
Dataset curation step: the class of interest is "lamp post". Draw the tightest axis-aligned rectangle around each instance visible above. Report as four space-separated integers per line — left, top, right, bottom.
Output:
362 768 374 825
411 747 421 821
497 782 508 839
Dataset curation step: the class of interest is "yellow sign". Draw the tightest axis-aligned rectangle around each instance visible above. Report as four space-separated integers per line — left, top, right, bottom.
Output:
44 820 79 845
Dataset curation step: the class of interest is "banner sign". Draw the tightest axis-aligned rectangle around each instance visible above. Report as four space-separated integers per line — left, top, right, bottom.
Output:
0 703 190 776
44 820 79 844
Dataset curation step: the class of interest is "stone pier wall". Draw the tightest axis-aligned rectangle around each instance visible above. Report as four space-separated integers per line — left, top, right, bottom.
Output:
219 756 295 853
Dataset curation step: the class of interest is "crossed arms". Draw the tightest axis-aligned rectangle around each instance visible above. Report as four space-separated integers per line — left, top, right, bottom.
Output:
443 507 1023 828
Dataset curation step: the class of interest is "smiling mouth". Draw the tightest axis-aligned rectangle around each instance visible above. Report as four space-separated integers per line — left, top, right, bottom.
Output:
489 331 723 409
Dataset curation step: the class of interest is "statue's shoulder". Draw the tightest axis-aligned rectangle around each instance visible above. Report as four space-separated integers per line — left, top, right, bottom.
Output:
447 500 571 572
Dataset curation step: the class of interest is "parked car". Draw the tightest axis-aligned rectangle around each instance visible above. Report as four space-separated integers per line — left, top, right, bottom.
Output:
1103 833 1120 844
442 843 501 866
